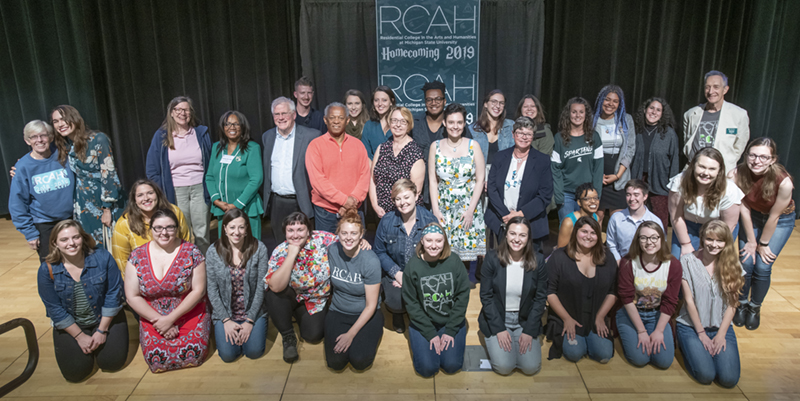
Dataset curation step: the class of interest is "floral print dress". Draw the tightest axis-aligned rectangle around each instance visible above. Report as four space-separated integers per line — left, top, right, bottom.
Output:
130 241 211 373
373 138 424 212
68 132 123 245
434 139 486 261
264 231 338 314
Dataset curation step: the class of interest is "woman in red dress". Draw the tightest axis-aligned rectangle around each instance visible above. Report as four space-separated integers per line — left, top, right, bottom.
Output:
124 208 210 372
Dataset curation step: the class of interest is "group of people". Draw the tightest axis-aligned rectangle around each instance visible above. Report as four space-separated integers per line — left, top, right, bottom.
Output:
11 71 794 387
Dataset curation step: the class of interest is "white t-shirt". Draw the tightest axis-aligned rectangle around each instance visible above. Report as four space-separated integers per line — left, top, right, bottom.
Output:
505 260 525 312
503 157 527 211
667 173 744 224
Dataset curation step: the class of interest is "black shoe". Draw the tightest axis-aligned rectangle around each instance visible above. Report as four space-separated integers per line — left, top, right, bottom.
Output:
745 305 761 330
733 303 747 327
392 313 406 333
282 332 299 363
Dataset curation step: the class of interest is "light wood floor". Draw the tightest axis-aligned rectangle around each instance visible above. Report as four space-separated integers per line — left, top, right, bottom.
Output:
2 217 800 400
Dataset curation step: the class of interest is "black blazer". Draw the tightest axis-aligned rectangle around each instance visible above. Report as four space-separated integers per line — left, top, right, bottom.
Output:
486 146 553 240
261 124 320 218
478 250 548 337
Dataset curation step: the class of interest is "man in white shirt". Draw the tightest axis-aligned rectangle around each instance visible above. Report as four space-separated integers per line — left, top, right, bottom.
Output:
606 179 664 262
262 97 321 243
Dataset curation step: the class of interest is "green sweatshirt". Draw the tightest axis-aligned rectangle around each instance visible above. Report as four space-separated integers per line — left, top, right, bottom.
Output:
402 253 471 341
550 131 604 204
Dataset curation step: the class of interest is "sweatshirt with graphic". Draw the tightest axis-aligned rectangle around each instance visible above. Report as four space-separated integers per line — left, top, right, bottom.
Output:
550 131 604 204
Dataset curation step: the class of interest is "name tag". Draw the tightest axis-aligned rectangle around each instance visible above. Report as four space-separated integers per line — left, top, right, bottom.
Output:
221 155 235 164
726 128 737 135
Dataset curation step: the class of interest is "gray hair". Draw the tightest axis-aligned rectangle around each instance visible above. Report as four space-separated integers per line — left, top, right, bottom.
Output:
271 96 296 114
513 116 536 133
704 70 729 87
324 102 347 117
23 120 54 141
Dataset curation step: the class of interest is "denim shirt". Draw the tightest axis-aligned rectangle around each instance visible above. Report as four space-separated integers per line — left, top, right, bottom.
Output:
37 248 124 330
374 205 438 277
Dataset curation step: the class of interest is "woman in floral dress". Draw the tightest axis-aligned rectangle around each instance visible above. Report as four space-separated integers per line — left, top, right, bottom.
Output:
429 103 487 268
52 105 123 246
124 208 210 373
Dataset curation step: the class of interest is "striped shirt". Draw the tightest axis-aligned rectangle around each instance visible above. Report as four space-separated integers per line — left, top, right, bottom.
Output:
73 281 98 326
676 252 744 329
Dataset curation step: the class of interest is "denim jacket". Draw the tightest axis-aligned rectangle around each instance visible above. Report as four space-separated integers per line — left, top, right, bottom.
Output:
374 206 437 278
37 248 124 330
468 119 515 162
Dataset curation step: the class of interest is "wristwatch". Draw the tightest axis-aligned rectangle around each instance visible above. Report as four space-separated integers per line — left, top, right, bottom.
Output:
96 328 108 335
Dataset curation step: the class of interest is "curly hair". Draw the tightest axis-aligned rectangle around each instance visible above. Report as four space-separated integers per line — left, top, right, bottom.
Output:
699 220 744 307
633 97 677 140
679 148 728 210
592 84 629 135
735 137 792 203
557 97 594 147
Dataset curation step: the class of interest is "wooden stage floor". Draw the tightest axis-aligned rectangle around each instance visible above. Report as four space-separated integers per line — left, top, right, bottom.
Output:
1 217 800 400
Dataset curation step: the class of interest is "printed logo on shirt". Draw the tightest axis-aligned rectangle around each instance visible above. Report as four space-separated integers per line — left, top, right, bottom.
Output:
331 265 363 284
32 168 71 194
422 272 454 315
563 145 594 163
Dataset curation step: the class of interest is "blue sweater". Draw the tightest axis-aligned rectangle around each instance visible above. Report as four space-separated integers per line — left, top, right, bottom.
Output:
145 126 212 204
9 150 74 241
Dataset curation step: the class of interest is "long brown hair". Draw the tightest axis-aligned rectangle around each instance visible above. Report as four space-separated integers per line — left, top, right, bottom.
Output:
565 216 606 265
557 97 594 147
514 94 546 125
214 208 259 269
699 220 744 306
627 221 672 262
370 86 396 121
45 220 97 264
735 137 791 203
496 216 537 272
51 105 92 165
160 96 199 150
472 89 507 134
343 89 370 127
680 147 727 210
122 180 174 237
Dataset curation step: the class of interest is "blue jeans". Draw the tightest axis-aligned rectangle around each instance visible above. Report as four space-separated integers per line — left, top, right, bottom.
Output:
616 308 674 369
557 192 580 222
213 315 268 363
739 211 795 306
676 323 740 388
561 330 614 363
408 324 467 377
671 220 739 259
314 204 364 234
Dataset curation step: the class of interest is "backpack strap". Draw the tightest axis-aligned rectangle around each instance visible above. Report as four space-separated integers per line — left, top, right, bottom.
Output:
47 262 53 280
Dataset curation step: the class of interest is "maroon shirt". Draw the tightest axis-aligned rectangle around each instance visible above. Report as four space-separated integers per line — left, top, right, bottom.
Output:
617 255 682 316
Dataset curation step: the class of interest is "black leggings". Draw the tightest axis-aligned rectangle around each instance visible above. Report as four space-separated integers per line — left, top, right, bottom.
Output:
265 286 326 342
52 311 129 382
381 276 405 313
324 309 384 370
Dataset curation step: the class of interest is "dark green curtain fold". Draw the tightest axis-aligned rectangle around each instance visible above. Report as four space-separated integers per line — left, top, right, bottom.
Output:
0 0 301 215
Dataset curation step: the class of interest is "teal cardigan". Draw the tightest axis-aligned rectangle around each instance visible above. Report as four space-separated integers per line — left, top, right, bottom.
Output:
205 141 264 218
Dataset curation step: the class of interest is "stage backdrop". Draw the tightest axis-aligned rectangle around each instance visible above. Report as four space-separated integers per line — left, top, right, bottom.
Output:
376 0 481 122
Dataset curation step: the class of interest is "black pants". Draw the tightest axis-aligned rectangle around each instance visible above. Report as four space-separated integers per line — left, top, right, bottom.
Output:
324 309 384 370
34 221 59 263
265 286 326 342
52 311 129 382
382 275 404 313
270 193 302 244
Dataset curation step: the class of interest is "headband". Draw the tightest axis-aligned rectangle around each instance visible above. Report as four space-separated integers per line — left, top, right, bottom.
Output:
421 225 444 236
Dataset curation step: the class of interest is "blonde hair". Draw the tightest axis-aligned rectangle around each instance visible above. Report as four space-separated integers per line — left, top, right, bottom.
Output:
23 120 54 141
390 178 418 200
699 220 744 307
392 107 414 133
45 220 97 264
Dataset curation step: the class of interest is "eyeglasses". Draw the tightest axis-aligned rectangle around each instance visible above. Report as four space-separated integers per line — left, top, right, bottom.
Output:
639 235 661 244
581 196 599 202
223 122 241 128
747 153 772 163
28 134 50 141
425 97 444 104
488 99 505 107
390 118 408 126
274 112 292 118
515 131 533 138
173 108 190 115
152 225 177 234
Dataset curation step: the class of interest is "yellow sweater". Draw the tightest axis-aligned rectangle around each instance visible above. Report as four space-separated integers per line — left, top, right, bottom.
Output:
112 204 194 275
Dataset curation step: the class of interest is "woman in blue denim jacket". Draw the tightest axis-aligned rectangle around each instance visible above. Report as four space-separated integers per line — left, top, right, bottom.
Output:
468 90 515 169
37 220 128 383
373 179 437 333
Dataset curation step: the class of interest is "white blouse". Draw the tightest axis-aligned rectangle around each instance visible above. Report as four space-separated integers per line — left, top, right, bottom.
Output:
667 173 744 224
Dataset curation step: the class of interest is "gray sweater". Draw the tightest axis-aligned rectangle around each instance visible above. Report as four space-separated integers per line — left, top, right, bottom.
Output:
206 241 269 322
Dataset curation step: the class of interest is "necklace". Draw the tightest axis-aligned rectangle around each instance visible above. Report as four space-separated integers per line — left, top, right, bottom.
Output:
447 137 463 152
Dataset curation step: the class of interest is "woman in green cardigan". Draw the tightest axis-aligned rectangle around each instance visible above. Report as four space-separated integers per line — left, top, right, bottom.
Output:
205 111 264 239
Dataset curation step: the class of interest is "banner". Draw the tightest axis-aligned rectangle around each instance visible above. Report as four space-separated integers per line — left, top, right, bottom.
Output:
376 0 480 123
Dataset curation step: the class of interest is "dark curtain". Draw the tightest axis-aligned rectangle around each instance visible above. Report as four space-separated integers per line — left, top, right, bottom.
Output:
299 0 545 118
0 0 302 215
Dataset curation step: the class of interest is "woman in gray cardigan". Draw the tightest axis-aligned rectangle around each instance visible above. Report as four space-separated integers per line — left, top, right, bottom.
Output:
206 208 269 362
592 85 636 221
631 97 680 228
